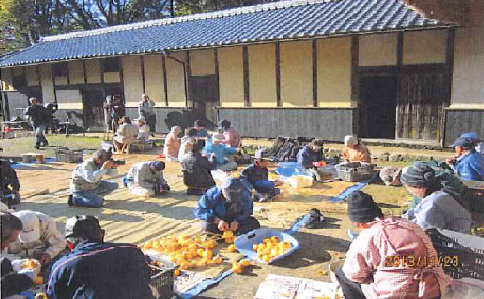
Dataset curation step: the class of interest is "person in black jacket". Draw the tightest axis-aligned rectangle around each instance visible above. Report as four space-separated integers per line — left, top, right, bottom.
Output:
46 215 154 299
241 156 282 202
25 97 49 149
0 159 21 207
181 139 217 195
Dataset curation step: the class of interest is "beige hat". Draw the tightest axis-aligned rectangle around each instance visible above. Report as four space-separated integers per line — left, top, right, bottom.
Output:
13 211 41 243
344 135 358 147
379 167 402 186
212 134 222 142
171 126 182 134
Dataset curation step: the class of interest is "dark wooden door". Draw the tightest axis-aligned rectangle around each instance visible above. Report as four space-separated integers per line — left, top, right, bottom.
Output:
189 75 219 125
396 66 446 141
82 89 105 131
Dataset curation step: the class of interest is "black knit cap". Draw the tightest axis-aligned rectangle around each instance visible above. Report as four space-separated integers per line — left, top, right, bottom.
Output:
346 191 383 223
400 162 437 189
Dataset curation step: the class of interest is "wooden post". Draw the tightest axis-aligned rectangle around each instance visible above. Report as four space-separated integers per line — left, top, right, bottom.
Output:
350 35 360 136
275 42 281 107
395 32 404 139
243 46 250 107
162 56 168 106
140 56 146 94
312 39 318 107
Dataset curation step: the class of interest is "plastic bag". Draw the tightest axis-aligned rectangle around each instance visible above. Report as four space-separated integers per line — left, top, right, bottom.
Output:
443 278 484 299
287 175 314 188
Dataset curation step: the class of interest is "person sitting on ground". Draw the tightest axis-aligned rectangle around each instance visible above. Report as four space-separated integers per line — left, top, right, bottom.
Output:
178 127 198 161
181 139 217 196
163 126 182 161
204 134 238 171
25 97 49 149
448 136 484 181
218 119 241 148
379 167 402 186
194 177 260 236
335 191 450 299
297 140 324 169
113 116 139 153
5 210 65 267
448 132 484 157
1 213 34 299
136 117 150 140
46 215 154 299
401 162 472 234
342 135 371 163
68 148 119 208
241 154 282 202
194 120 209 138
0 159 21 207
125 161 169 197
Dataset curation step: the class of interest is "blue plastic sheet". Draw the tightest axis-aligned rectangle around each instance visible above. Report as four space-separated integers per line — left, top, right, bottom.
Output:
10 158 57 169
329 172 379 203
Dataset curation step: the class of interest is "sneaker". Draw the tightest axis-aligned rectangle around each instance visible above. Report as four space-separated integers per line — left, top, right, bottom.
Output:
67 194 74 206
305 208 325 229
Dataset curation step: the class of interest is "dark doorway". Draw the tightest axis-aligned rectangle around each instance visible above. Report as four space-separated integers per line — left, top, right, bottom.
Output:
189 75 219 126
82 89 104 131
359 75 397 139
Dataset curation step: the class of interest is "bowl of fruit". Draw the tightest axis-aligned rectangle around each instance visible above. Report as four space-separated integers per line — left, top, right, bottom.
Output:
234 228 299 264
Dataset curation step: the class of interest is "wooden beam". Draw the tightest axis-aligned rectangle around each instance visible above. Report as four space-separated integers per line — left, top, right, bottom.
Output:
275 42 281 107
214 48 220 104
312 39 317 107
395 32 404 139
162 56 169 106
350 36 359 136
82 60 87 84
140 56 146 94
242 46 250 107
119 57 125 102
186 52 191 107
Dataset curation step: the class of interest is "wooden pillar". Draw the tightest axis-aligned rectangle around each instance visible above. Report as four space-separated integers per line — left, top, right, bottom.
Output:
441 28 455 146
350 35 360 136
275 42 281 107
242 46 250 107
214 48 220 104
312 39 318 107
395 32 404 139
140 56 146 94
162 56 169 106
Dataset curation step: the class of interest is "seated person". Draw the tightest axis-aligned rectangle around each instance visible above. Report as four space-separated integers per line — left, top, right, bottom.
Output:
459 132 483 155
379 167 402 186
218 119 241 148
194 177 260 236
1 159 21 207
241 155 282 202
297 140 324 169
46 215 154 299
125 161 169 196
343 135 371 163
6 210 65 266
163 126 181 161
194 120 209 138
113 116 139 153
204 134 238 171
449 136 484 181
336 191 450 299
401 162 472 234
178 127 198 161
136 117 150 140
68 149 119 208
181 139 217 196
1 213 34 299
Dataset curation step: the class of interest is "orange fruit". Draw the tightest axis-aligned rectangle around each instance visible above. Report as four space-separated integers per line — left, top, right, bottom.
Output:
222 230 234 238
253 244 258 251
262 255 271 263
270 248 279 257
174 269 181 276
233 267 243 274
144 240 153 249
228 245 237 252
263 238 271 244
33 276 43 285
215 257 223 264
271 236 279 243
241 260 250 267
203 250 213 259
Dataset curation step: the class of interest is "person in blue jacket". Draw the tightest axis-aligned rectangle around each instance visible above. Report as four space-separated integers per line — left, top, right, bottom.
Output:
452 137 484 181
297 139 324 169
46 215 154 299
204 134 239 171
194 177 260 235
241 155 282 202
194 120 209 138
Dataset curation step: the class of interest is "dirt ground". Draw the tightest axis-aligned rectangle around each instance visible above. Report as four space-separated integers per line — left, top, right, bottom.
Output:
0 135 447 298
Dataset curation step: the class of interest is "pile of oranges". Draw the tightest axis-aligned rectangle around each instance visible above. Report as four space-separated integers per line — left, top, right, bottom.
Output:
253 236 292 263
142 235 223 275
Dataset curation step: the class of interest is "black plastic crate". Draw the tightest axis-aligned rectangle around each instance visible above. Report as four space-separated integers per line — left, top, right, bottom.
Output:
149 265 175 299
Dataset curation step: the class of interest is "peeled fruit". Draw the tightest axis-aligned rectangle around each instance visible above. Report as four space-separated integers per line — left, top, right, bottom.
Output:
262 255 271 263
271 236 279 243
228 245 237 252
263 238 271 244
270 248 278 257
222 230 234 238
197 249 204 257
33 276 43 285
21 260 38 270
233 267 243 274
143 240 153 249
253 244 258 251
203 250 213 259
215 257 223 264
252 236 293 262
174 270 181 276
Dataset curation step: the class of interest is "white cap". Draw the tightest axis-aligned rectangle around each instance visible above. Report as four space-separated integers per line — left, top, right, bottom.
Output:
142 93 148 98
212 134 222 142
13 211 41 243
344 135 358 147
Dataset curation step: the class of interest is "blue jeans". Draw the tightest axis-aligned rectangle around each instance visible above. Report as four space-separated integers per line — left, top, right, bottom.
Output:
34 125 48 146
72 181 118 208
254 180 276 194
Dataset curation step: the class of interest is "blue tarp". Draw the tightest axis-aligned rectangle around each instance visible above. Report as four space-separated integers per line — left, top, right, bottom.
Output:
10 158 57 169
329 172 379 203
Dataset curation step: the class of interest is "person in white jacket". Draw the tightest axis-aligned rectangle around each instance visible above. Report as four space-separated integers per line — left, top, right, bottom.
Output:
125 161 170 196
138 94 156 135
6 210 66 266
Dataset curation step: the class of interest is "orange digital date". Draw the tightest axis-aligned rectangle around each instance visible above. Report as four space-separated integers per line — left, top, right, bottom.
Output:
384 255 459 268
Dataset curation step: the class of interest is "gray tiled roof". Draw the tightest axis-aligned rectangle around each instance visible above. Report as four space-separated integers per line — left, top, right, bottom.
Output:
0 0 451 67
